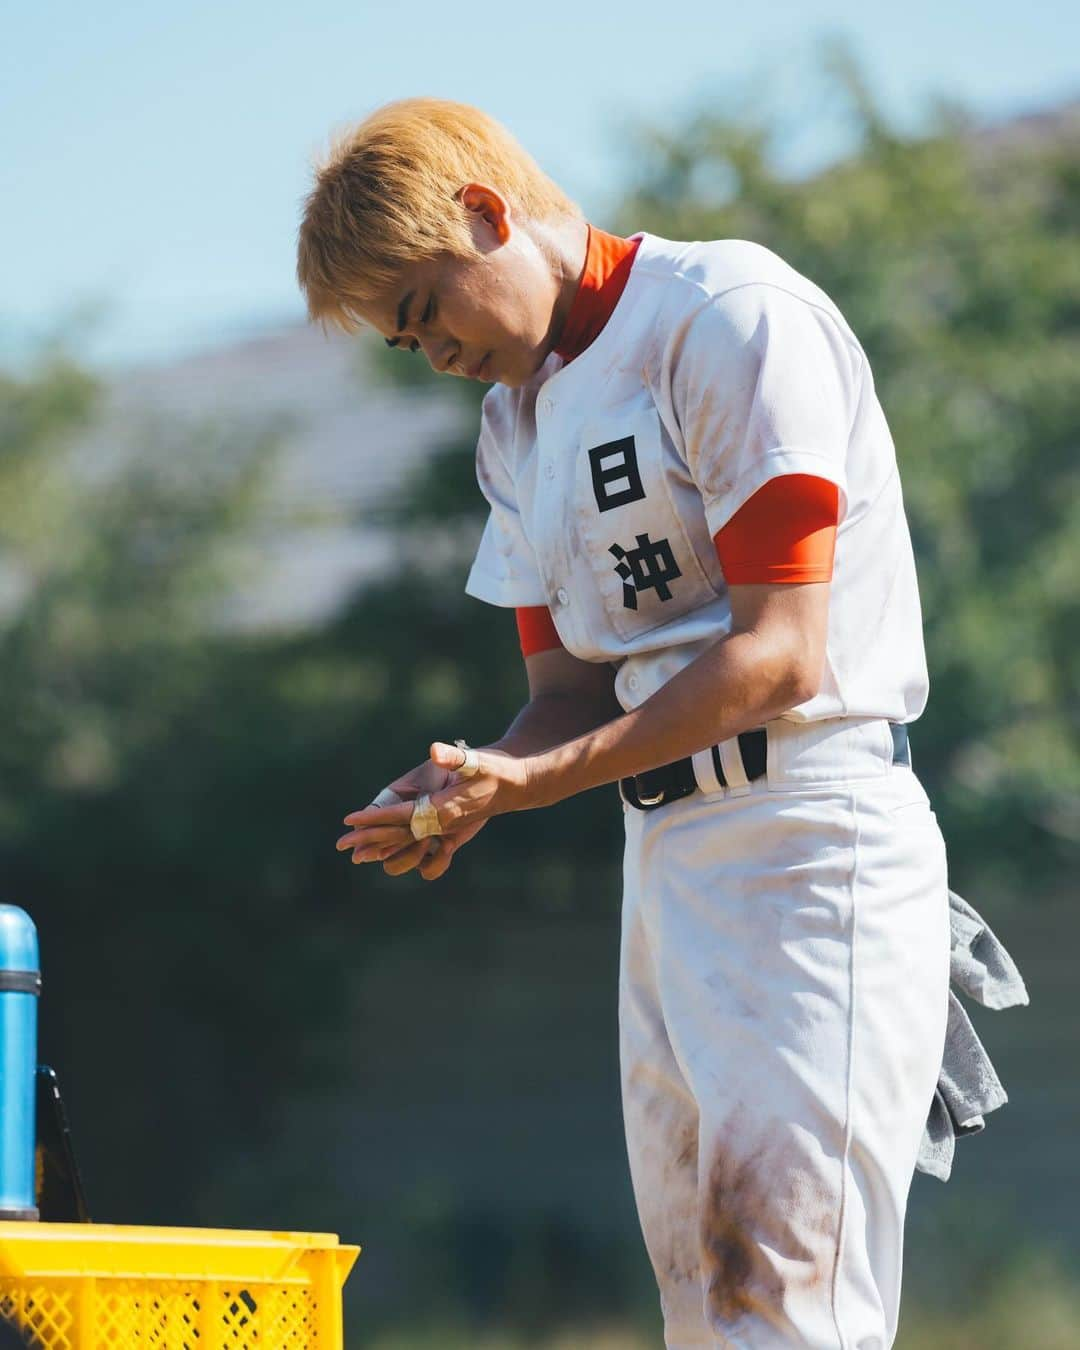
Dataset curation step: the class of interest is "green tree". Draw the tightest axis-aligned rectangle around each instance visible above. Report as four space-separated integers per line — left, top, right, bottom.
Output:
0 351 355 1222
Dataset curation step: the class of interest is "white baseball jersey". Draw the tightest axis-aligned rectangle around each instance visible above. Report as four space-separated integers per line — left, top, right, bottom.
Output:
464 231 929 725
462 230 954 1346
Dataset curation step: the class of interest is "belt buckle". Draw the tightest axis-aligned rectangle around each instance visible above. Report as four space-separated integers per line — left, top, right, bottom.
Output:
634 780 667 807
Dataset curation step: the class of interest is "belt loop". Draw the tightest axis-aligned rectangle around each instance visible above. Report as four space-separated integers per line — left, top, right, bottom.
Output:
891 721 912 770
718 737 752 797
691 747 724 796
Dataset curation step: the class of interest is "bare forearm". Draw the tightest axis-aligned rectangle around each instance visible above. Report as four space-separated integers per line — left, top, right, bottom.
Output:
528 629 811 806
485 687 623 759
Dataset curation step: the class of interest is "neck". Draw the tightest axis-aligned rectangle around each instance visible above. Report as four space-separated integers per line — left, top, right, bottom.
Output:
534 215 590 361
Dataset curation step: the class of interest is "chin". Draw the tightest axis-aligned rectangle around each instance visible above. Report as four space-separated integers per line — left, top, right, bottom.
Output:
487 343 546 388
489 358 518 388
508 345 549 386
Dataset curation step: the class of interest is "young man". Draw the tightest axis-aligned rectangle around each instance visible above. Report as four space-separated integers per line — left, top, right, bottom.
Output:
300 97 1006 1348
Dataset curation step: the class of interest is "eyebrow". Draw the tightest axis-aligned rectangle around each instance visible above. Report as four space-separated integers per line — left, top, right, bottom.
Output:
385 289 415 347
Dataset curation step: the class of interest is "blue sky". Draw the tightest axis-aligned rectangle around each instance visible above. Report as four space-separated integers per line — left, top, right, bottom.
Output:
3 1 1077 367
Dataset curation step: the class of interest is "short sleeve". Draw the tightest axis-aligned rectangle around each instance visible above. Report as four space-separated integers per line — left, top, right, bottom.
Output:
668 284 857 538
464 389 549 608
515 605 564 656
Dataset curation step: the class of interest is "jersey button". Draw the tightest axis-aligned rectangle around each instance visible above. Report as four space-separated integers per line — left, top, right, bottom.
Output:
544 462 555 479
556 587 570 606
627 674 640 692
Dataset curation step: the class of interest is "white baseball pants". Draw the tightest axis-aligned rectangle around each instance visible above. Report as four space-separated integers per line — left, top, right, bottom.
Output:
618 716 951 1348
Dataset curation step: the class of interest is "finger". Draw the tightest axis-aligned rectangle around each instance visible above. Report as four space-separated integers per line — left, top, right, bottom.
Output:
382 840 431 875
387 766 450 795
351 839 412 864
342 801 413 828
429 740 472 774
350 828 428 863
337 824 414 850
369 835 429 862
419 837 456 881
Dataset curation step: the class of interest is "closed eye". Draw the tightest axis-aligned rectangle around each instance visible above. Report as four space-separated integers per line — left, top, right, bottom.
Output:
385 294 434 353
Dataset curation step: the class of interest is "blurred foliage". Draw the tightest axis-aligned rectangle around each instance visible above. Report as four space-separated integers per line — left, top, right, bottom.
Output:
0 354 362 1221
897 1249 1080 1348
0 43 1077 1347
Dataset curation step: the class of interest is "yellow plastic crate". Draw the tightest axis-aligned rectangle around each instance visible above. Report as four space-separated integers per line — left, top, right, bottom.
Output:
0 1222 359 1348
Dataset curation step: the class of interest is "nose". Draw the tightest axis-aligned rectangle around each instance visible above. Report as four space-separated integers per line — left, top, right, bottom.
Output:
420 335 459 375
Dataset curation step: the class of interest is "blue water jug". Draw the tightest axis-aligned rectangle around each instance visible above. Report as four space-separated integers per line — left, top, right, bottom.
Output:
0 905 40 1220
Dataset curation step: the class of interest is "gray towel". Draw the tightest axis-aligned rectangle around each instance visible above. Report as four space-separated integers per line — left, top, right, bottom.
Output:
916 888 1029 1181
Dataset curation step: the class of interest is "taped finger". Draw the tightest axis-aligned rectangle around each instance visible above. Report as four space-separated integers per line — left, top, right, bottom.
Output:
409 794 442 840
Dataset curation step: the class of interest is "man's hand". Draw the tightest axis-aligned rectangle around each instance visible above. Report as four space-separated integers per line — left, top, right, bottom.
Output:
337 742 535 881
340 646 620 883
336 753 490 881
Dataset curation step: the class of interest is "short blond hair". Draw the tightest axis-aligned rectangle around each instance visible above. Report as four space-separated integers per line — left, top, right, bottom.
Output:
296 97 583 333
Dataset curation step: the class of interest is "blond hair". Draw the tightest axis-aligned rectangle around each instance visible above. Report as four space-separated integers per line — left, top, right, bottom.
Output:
296 97 583 333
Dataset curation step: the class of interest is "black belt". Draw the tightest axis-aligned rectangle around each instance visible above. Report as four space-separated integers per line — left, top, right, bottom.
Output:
620 722 910 811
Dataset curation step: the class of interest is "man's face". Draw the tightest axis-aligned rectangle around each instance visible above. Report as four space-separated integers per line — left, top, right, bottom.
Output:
357 184 563 388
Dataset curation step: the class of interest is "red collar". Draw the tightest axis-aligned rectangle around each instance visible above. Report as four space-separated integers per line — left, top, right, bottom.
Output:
554 224 641 363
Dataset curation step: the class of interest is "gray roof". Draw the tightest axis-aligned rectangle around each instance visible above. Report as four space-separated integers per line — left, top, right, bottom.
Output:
75 320 471 634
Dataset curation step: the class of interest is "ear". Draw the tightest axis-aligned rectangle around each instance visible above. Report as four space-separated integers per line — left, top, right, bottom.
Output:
456 182 512 245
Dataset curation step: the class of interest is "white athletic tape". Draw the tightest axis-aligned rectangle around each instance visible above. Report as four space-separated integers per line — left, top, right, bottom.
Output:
409 794 441 840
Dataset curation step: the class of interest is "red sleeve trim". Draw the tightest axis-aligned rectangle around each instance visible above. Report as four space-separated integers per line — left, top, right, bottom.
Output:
713 474 839 585
515 605 564 657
